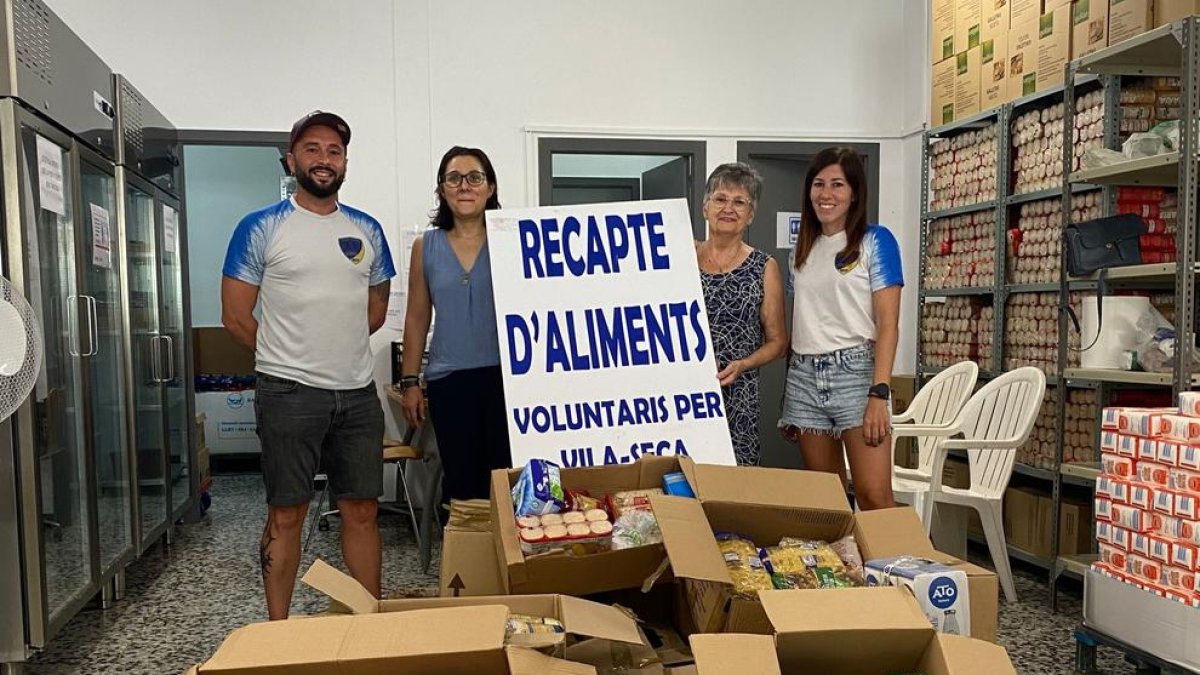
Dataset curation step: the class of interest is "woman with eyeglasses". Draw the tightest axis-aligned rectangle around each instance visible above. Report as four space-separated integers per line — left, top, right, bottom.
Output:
696 162 788 466
400 146 511 505
779 147 903 510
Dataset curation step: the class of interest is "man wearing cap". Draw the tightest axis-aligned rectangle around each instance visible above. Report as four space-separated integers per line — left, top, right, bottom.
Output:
221 111 395 619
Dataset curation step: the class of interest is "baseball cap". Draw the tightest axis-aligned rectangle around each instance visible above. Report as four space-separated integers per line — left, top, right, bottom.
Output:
289 110 351 149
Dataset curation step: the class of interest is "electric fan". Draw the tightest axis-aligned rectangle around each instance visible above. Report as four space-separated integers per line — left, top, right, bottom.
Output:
0 274 41 422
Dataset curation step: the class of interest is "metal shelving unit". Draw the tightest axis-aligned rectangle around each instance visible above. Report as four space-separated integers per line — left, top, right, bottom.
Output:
1047 17 1200 610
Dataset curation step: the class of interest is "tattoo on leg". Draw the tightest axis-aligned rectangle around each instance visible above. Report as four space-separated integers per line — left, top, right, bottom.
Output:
260 517 276 578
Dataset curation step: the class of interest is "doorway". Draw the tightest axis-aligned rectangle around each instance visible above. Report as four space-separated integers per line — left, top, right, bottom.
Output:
736 141 881 469
537 138 707 239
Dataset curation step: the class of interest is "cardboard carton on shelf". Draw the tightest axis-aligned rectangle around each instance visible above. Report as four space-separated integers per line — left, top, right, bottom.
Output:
1156 0 1200 27
956 46 984 122
1011 0 1046 27
1072 0 1110 59
933 0 958 63
650 464 999 642
932 57 958 127
1009 18 1041 100
981 0 1012 42
1036 4 1073 91
956 0 984 53
1109 0 1155 46
689 587 1017 675
981 33 1011 108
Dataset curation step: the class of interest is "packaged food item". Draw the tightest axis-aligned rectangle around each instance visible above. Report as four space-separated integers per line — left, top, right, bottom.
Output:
520 527 546 545
830 534 866 585
864 556 971 636
589 520 613 535
662 471 696 497
517 515 542 529
1179 444 1200 471
1111 502 1160 532
1128 482 1155 510
512 460 565 517
584 508 609 523
1176 493 1200 520
1097 475 1130 504
1157 440 1181 466
1118 408 1174 437
1137 461 1170 487
1158 414 1200 443
1101 453 1135 478
540 513 564 527
611 509 662 550
764 538 858 590
609 489 663 517
1179 391 1200 418
565 488 601 512
1125 553 1163 583
715 533 772 599
1098 543 1127 569
1169 467 1200 492
544 524 568 540
1100 430 1120 452
1153 488 1177 515
566 523 591 537
1116 434 1139 458
562 511 587 525
505 614 567 651
1097 520 1131 550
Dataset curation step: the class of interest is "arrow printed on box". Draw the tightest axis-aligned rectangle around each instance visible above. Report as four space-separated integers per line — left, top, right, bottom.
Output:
448 573 465 597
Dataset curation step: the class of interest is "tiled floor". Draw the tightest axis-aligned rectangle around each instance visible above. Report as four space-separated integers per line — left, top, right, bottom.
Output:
18 475 1140 674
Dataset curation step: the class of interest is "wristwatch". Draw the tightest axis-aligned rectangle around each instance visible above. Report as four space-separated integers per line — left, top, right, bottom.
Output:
868 383 891 401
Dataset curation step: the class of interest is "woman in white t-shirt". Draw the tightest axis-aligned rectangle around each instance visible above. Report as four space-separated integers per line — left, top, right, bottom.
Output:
779 147 903 510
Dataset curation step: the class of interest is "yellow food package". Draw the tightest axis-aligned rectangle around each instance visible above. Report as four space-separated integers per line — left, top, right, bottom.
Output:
765 538 860 589
715 533 773 599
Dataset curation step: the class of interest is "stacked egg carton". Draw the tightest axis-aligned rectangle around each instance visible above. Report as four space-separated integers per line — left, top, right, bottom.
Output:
1018 387 1059 469
1004 291 1083 374
1092 397 1200 607
1008 194 1104 285
1065 389 1100 465
921 298 994 371
1071 90 1108 173
928 125 999 211
925 211 997 290
1012 102 1065 195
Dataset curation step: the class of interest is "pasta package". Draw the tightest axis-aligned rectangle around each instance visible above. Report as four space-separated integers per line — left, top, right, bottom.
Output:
765 538 859 589
715 533 772 599
609 489 663 517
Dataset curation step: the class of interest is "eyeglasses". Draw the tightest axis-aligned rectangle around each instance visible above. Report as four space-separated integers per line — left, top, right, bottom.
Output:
442 171 487 188
709 195 752 213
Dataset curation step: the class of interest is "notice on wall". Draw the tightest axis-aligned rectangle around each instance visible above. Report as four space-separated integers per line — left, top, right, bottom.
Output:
383 228 426 334
488 198 735 468
163 205 178 254
89 203 112 269
776 211 802 250
35 134 65 216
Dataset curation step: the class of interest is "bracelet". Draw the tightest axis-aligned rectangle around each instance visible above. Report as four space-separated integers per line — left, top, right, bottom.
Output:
398 376 421 391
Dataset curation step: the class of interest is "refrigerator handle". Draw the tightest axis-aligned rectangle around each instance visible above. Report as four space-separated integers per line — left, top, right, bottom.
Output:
163 334 176 382
66 294 81 357
149 334 162 383
85 295 99 357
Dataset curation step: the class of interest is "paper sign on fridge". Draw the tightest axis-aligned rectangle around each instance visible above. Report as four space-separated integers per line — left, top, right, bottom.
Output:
487 198 736 468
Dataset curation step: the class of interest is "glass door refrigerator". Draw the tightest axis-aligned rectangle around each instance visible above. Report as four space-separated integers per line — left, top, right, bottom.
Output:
112 74 194 552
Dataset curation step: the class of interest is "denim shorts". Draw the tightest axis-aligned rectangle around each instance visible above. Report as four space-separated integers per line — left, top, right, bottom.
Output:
779 342 875 437
254 372 384 507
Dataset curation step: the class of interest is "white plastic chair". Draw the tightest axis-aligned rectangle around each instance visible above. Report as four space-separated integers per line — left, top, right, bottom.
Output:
892 366 1047 603
891 361 980 519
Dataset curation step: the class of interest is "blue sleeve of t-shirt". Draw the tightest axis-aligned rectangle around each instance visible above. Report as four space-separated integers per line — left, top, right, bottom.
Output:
865 224 904 292
344 206 397 285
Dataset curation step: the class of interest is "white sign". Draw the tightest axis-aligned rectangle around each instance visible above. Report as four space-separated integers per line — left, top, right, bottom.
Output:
163 205 178 254
35 135 65 216
384 228 425 334
776 211 802 250
89 203 112 269
488 198 735 468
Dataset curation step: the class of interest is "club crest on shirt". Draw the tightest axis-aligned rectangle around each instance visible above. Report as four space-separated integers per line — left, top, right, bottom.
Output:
835 250 860 275
338 237 365 265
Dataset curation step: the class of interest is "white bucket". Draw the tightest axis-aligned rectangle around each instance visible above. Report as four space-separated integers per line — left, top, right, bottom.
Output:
1080 296 1150 369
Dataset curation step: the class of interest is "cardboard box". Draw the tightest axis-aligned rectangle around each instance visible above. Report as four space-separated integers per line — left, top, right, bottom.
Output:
1084 567 1200 671
1058 497 1095 555
1037 5 1073 91
865 557 972 636
1044 0 1072 10
981 33 1011 108
440 527 506 597
943 457 972 489
1011 0 1045 26
1004 487 1049 558
932 57 958 126
981 0 1012 41
653 465 999 642
933 0 959 62
893 376 917 466
690 588 1017 675
193 327 255 376
1109 0 1155 45
194 390 259 455
299 559 644 669
955 47 983 118
491 456 683 596
1009 19 1041 99
195 413 211 487
1073 0 1111 58
1156 0 1200 27
956 0 984 52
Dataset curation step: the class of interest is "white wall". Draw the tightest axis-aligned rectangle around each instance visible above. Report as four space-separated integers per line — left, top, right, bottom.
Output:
45 0 930 387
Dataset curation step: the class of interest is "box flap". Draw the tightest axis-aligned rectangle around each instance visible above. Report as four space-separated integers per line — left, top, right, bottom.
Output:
650 494 730 584
300 559 379 614
759 587 931 633
924 634 1017 675
440 528 505 597
691 464 850 513
557 594 646 644
198 614 351 674
667 667 698 675
690 634 781 675
491 469 526 587
507 646 597 675
854 507 938 560
377 594 557 616
338 606 507 665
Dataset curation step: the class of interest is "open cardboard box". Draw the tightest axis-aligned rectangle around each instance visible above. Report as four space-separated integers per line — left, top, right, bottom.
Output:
651 463 998 642
491 455 687 595
688 587 1016 675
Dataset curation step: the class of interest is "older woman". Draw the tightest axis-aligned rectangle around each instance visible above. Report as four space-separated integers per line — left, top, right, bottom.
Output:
697 162 788 466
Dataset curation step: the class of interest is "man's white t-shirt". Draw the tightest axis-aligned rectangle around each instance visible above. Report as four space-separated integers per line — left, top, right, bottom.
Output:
222 198 395 389
789 224 904 355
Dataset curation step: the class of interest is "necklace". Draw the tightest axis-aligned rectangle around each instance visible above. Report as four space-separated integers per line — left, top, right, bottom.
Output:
704 243 742 273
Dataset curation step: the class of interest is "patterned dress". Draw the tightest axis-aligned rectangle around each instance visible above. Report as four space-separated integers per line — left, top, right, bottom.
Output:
701 248 769 466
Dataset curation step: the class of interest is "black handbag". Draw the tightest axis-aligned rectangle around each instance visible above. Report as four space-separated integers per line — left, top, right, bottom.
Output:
1063 214 1148 351
1064 213 1146 277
